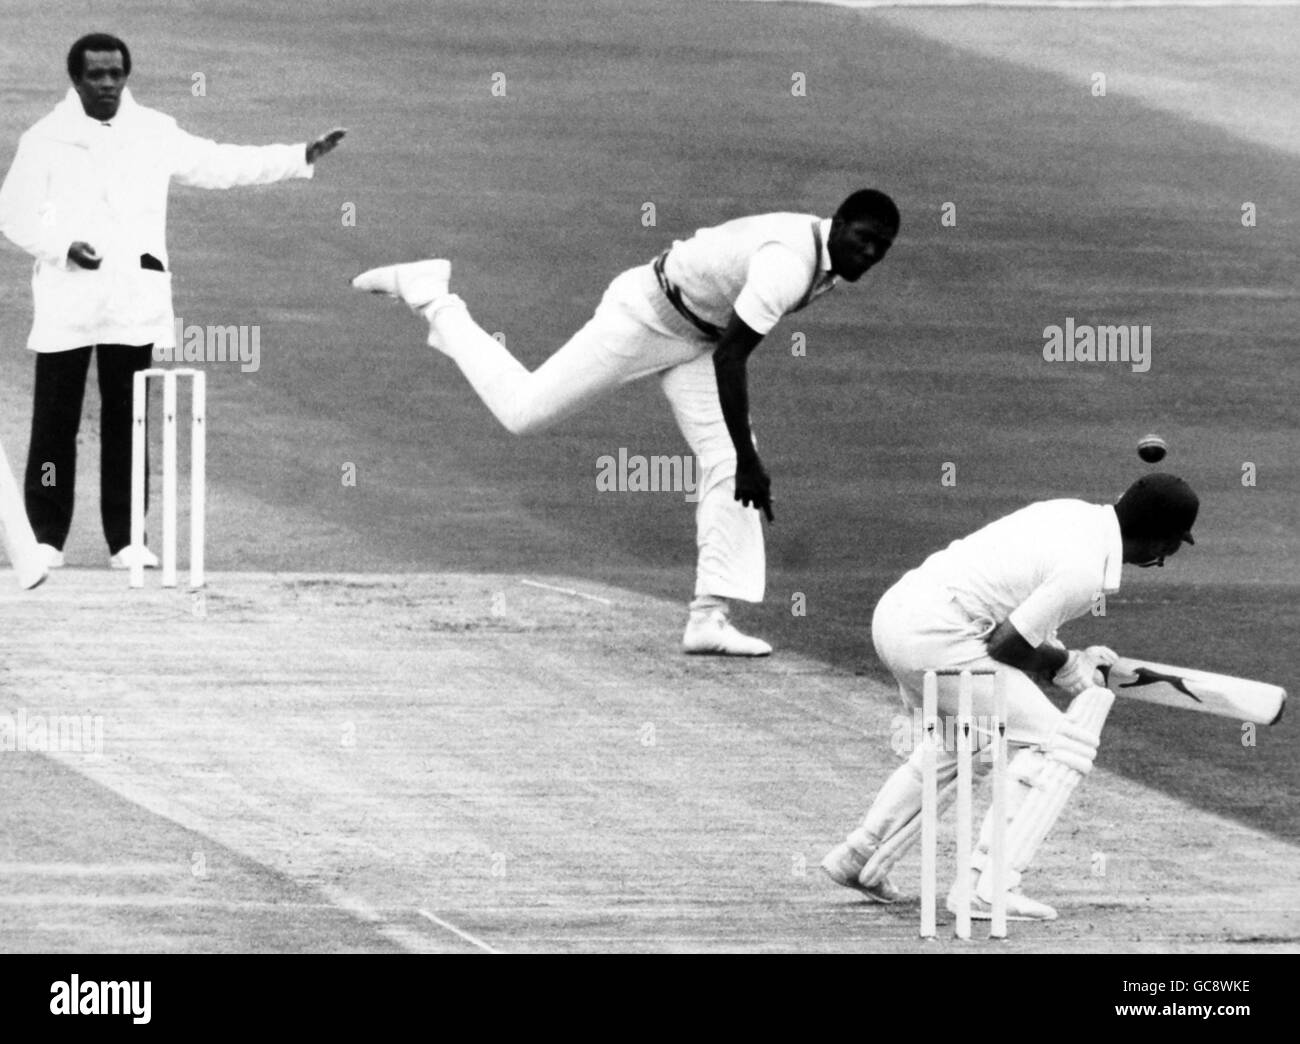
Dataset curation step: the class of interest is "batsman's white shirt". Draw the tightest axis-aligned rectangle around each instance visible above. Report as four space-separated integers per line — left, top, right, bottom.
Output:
0 87 312 352
872 499 1122 743
909 499 1122 647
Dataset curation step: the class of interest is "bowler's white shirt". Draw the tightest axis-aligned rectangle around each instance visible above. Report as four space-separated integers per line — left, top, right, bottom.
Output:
909 500 1123 647
662 213 836 335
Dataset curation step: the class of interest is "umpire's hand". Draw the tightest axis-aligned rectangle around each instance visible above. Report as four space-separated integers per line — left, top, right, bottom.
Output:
306 127 347 165
735 457 774 523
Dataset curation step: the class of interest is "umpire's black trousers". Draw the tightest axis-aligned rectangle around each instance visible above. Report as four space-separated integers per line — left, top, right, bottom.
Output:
24 344 153 555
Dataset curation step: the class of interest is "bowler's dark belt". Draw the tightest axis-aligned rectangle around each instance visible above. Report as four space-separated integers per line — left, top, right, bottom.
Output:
653 251 722 341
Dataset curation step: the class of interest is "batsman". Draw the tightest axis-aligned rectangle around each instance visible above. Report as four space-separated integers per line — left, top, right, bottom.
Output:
822 473 1199 921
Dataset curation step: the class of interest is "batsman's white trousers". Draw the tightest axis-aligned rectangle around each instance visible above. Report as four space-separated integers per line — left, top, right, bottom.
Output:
429 263 764 602
856 570 1069 860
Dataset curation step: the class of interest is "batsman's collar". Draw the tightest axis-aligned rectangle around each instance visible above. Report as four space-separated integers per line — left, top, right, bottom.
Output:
1101 505 1123 593
818 218 833 272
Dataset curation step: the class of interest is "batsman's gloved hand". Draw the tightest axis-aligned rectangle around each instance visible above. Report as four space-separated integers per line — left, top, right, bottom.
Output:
1052 645 1119 696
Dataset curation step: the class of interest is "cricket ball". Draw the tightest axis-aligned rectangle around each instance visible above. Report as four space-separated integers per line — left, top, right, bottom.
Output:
1137 434 1167 463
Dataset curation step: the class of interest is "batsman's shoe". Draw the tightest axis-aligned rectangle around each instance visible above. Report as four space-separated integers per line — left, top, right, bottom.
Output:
36 543 65 569
110 545 160 571
946 880 1057 921
682 608 772 657
820 842 900 904
350 259 451 311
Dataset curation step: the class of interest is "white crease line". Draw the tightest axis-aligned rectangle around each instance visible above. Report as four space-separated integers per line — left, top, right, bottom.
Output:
318 886 450 954
0 895 342 908
520 579 614 606
0 862 183 876
418 908 503 954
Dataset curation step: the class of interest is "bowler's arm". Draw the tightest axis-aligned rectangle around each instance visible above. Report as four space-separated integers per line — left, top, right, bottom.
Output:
713 315 764 468
714 240 817 522
713 316 772 520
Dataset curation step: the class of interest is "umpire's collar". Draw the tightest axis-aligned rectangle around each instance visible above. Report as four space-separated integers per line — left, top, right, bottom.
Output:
40 87 147 145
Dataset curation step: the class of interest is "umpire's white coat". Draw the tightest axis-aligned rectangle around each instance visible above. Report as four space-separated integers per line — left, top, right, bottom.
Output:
0 87 312 352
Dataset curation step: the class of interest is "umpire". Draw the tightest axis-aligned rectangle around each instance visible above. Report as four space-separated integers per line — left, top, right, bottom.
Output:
0 33 343 570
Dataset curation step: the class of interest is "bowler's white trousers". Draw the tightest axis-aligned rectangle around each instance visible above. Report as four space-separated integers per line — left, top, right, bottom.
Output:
429 263 764 602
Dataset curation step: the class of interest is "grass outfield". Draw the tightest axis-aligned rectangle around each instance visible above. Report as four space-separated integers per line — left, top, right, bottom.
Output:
0 0 1296 951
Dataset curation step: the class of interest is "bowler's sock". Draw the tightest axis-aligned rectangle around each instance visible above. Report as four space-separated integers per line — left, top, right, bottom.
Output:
689 594 729 618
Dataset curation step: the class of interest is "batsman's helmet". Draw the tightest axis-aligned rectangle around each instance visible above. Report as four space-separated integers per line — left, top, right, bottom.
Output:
1116 473 1198 545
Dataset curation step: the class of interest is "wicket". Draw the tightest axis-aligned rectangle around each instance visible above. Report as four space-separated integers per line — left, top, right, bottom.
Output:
130 368 206 590
920 667 1009 941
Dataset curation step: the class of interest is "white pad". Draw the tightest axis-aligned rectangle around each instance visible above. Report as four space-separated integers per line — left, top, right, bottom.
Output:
1043 717 1102 774
979 687 1114 900
971 748 1042 876
858 774 958 888
858 750 993 888
0 437 46 589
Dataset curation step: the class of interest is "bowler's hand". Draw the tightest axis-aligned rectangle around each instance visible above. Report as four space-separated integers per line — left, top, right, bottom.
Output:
306 127 346 164
735 457 774 522
67 242 101 269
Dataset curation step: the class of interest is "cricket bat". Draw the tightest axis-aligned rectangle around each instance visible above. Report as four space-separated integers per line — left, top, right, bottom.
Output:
1099 657 1286 726
0 436 47 590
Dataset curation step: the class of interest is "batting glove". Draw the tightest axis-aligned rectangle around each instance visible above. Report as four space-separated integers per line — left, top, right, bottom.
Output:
1052 645 1119 696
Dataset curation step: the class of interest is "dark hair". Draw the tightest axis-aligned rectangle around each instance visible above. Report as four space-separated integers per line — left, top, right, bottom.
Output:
836 189 900 232
67 33 131 81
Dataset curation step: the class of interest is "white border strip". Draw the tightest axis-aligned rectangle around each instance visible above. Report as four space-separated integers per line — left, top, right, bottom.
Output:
738 1 1300 8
